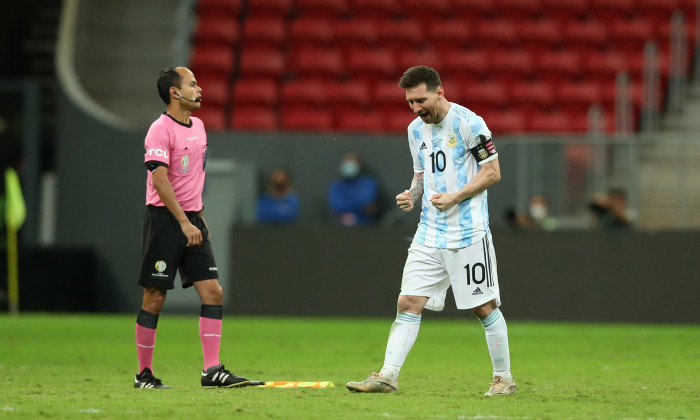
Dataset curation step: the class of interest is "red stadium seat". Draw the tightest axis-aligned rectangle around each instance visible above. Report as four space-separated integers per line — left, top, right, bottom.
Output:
231 78 278 107
242 16 288 48
557 81 603 113
608 18 656 54
425 21 472 53
281 106 334 131
373 80 406 110
511 80 556 109
590 0 636 23
295 0 349 18
540 0 588 22
231 106 278 131
529 110 573 132
451 0 498 19
386 107 416 133
194 14 240 47
376 19 424 51
495 0 543 21
196 76 229 107
490 49 536 80
440 49 491 81
462 80 510 108
326 80 371 109
239 48 286 79
486 109 526 134
350 0 402 20
563 20 609 53
336 109 383 132
287 48 344 79
333 19 378 51
474 20 519 49
402 0 452 19
196 106 227 130
345 47 398 79
190 45 235 77
289 17 335 48
637 0 685 31
537 50 582 82
582 51 628 83
396 49 443 74
197 0 243 18
519 19 562 52
281 79 329 107
246 0 293 18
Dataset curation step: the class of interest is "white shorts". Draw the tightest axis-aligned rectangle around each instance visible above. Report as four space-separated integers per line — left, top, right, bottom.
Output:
400 235 501 311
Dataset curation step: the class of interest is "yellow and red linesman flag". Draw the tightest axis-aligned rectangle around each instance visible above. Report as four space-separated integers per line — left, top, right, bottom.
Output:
5 168 26 230
5 167 25 315
257 381 334 388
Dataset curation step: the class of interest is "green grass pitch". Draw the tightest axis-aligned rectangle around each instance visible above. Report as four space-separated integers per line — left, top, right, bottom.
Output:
0 314 698 419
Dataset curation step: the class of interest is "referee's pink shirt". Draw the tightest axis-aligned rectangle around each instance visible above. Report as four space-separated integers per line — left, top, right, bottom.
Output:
144 114 208 212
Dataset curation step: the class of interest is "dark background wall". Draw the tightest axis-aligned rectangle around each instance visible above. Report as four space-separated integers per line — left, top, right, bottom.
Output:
230 227 700 323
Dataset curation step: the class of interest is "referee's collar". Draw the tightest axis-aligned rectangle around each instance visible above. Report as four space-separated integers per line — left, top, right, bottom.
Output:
164 112 193 128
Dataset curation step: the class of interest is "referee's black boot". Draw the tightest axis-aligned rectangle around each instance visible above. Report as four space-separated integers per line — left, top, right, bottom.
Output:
134 368 171 389
201 363 249 388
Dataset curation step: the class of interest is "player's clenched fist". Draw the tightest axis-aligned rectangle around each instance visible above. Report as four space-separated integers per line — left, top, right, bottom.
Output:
396 190 413 212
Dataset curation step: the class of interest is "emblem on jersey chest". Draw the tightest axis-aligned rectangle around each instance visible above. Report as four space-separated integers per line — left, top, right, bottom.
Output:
447 133 457 148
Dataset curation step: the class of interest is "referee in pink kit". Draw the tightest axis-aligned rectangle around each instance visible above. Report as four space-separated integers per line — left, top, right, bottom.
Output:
134 67 251 389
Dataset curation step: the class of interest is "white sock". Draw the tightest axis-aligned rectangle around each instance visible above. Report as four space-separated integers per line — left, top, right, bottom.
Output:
479 308 513 382
379 311 421 381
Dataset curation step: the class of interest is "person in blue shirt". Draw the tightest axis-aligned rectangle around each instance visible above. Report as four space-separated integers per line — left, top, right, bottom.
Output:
256 168 300 224
328 153 380 226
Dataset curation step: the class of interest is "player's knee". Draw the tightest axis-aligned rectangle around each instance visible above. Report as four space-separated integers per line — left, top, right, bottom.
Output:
396 295 425 314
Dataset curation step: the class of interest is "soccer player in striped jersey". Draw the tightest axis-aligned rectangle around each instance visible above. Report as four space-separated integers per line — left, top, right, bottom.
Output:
347 66 516 396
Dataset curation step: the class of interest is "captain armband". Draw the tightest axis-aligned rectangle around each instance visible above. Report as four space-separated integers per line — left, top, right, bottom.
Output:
145 161 168 172
469 134 497 163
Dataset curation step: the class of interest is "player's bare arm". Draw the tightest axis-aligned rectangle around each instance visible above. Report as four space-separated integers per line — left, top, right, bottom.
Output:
396 172 424 212
430 158 501 212
152 166 202 246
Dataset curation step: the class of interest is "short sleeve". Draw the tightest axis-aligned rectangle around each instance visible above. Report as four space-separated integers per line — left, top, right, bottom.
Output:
408 125 424 174
144 122 171 165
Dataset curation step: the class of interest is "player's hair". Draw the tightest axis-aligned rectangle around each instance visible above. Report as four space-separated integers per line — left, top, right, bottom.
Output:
398 65 442 91
157 67 182 105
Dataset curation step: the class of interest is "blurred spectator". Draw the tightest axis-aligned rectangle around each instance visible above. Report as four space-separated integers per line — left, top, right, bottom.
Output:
328 153 380 226
506 194 557 231
589 188 631 230
256 168 300 224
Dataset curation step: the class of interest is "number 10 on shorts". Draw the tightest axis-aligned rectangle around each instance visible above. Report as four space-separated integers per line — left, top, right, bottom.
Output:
464 263 487 286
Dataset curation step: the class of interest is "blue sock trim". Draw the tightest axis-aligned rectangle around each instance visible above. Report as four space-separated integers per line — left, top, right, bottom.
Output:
395 310 422 324
480 308 502 329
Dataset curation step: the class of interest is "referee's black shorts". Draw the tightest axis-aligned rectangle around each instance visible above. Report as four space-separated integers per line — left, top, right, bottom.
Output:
138 205 219 290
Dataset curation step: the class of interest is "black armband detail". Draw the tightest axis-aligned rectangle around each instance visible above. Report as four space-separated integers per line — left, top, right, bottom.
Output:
469 135 497 163
145 160 168 172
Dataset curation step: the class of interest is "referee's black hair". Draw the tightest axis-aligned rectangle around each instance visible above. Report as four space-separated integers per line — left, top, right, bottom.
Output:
398 65 442 91
157 67 182 105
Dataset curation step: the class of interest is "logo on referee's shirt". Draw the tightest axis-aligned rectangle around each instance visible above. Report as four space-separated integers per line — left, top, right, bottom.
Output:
181 154 190 168
155 260 167 272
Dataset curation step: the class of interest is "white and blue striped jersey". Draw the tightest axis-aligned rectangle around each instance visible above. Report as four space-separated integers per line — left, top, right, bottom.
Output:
408 103 497 249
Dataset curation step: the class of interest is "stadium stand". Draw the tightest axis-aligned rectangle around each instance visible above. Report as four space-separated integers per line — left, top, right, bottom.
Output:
190 0 697 134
